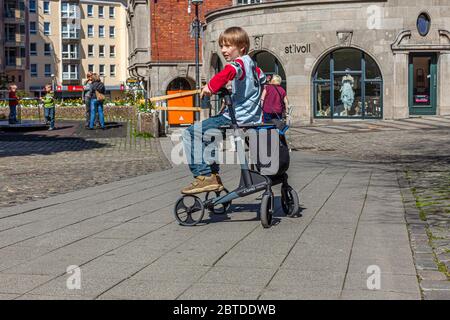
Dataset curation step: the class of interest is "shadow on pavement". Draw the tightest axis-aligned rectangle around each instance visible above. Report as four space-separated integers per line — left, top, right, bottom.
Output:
0 120 129 157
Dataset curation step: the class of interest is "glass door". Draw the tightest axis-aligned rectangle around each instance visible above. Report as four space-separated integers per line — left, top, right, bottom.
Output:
409 53 437 115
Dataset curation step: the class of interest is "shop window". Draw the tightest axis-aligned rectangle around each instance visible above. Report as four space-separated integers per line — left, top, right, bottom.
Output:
313 48 383 119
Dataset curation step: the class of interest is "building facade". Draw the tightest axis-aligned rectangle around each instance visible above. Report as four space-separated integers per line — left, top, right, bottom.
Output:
1 0 29 90
203 0 450 123
127 0 231 98
1 0 128 97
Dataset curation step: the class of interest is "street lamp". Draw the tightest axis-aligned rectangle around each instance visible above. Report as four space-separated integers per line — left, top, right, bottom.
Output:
190 0 203 121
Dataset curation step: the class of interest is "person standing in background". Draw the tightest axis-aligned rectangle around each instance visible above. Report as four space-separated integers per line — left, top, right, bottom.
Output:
8 84 19 124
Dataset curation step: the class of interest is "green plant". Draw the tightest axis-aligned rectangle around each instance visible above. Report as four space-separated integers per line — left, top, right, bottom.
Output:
132 131 153 139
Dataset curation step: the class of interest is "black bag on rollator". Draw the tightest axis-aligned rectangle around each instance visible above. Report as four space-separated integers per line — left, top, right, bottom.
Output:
248 126 290 178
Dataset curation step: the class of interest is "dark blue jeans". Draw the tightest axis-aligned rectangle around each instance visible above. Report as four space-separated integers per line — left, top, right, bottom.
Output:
90 98 105 128
44 107 55 129
182 115 232 177
9 105 17 123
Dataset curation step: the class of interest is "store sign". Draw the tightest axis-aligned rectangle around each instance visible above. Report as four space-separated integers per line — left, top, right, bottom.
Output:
285 43 312 54
56 85 84 92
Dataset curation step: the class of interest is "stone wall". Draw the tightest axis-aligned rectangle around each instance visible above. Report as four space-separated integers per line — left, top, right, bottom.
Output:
203 0 450 123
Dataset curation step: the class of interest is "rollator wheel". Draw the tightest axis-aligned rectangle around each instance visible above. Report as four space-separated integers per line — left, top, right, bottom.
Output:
260 194 273 229
281 186 299 217
174 195 205 226
205 188 231 215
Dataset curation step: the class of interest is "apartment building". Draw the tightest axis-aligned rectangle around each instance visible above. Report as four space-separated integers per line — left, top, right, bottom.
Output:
1 0 28 90
2 0 128 97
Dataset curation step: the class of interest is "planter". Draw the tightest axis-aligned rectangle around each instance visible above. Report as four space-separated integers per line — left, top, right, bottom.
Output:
136 112 160 138
0 105 137 121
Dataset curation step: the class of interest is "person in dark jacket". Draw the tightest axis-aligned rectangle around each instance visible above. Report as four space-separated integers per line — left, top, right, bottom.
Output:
89 73 106 130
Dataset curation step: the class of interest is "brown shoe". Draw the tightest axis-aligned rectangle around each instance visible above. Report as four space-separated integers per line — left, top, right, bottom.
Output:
181 174 224 195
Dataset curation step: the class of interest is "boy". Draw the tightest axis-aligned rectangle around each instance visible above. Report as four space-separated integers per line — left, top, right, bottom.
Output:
42 84 56 130
8 84 18 124
181 26 266 194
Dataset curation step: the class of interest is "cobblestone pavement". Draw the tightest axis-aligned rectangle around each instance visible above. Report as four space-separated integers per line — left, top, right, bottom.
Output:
0 121 171 208
289 116 450 299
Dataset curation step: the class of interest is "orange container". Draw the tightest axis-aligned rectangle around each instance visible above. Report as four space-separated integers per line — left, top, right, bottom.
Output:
167 90 194 125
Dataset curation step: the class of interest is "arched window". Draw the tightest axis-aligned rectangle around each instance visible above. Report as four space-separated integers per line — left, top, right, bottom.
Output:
167 77 193 91
252 51 287 90
313 48 383 119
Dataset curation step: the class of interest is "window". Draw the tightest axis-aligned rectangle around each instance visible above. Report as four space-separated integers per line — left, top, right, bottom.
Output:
110 45 116 57
62 44 79 59
417 13 431 37
44 43 51 56
31 64 37 77
88 64 95 73
62 23 79 39
99 64 105 76
312 48 383 119
44 22 51 35
45 64 51 77
109 6 115 18
99 45 105 57
99 26 105 38
61 2 78 18
109 26 115 38
29 0 36 12
252 51 287 89
87 5 94 17
30 43 37 55
88 25 94 37
43 1 50 14
99 6 104 18
63 64 78 80
88 45 94 57
30 22 37 34
110 65 116 77
237 0 261 5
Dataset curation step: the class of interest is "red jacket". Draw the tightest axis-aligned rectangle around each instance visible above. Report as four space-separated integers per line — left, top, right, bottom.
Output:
9 92 18 107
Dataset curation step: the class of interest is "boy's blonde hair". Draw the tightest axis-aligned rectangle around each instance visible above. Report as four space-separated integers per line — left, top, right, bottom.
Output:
219 27 250 55
270 75 282 85
9 84 17 90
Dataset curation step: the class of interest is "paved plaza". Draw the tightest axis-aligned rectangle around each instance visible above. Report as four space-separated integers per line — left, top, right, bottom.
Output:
0 117 449 300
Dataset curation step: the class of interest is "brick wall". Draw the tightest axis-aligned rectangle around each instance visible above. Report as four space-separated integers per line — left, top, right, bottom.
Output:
150 0 231 62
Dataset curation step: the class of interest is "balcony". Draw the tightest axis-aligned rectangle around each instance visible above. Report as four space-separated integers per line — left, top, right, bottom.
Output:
4 34 26 47
5 57 26 70
62 52 80 60
62 72 79 81
62 31 81 41
4 9 25 23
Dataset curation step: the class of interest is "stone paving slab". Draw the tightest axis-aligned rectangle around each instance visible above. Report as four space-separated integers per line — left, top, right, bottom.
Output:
0 149 423 300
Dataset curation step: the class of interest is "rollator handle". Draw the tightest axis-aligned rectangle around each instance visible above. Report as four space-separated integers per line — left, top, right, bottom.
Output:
218 87 232 107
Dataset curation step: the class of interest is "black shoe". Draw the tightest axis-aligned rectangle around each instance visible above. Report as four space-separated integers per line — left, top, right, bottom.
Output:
101 126 106 130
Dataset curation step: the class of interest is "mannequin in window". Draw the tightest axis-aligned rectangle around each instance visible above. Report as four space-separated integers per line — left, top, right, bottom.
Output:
340 70 354 116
